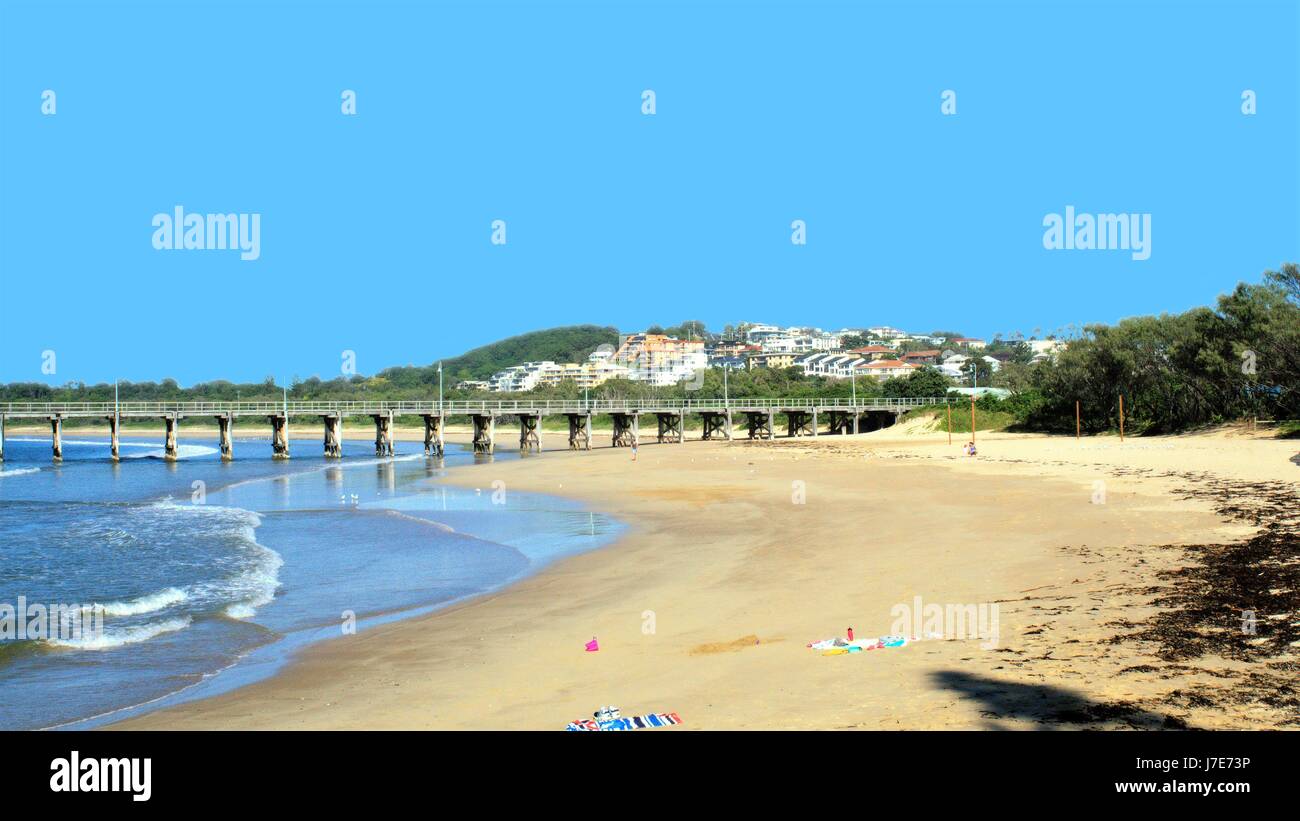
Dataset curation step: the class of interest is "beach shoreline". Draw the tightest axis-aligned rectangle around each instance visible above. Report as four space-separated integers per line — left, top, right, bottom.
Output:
105 423 1299 730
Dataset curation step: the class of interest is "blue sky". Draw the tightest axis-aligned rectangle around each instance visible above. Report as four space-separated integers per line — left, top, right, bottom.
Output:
2 0 1297 386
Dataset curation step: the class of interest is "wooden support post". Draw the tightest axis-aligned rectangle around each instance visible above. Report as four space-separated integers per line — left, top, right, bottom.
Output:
700 412 722 440
970 395 976 444
162 414 178 461
0 413 5 462
655 412 682 444
324 414 343 458
567 413 590 450
811 408 818 437
373 412 394 457
51 415 64 462
1075 400 1080 440
421 414 442 456
471 414 495 453
519 414 540 453
852 412 859 435
270 414 290 459
106 413 120 462
1118 395 1124 442
947 404 952 445
725 409 732 441
743 411 773 440
767 410 775 440
612 413 639 447
217 414 234 461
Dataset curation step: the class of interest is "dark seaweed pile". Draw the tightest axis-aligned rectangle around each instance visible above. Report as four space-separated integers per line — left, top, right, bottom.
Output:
1112 476 1299 662
1108 472 1300 723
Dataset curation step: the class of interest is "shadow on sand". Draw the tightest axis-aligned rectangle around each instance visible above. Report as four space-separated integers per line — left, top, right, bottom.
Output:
930 670 1189 730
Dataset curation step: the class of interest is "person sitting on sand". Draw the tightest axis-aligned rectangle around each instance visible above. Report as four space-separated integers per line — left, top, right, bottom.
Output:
966 441 977 457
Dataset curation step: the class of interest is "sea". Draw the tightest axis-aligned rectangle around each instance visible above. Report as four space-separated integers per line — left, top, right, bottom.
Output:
0 430 623 730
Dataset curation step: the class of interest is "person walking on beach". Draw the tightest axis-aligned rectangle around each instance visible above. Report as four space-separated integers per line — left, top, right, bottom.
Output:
631 441 638 461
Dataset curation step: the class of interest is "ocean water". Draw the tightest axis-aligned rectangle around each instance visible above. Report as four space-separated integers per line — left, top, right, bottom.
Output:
0 431 622 730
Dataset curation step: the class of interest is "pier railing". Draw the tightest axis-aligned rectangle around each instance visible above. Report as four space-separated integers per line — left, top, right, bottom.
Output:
0 396 951 417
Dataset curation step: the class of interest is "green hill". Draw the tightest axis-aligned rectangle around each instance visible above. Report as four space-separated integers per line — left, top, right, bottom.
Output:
377 325 621 388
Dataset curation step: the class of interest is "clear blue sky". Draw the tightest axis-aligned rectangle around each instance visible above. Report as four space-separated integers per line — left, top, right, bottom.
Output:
2 0 1296 386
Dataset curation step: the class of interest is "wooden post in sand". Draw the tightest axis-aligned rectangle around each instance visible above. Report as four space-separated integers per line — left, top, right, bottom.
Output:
970 394 976 444
1118 395 1125 442
947 403 952 445
1075 400 1080 440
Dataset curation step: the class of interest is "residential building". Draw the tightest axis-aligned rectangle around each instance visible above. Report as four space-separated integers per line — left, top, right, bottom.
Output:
950 337 987 350
613 333 708 386
861 359 920 380
744 324 789 346
796 352 867 379
707 341 759 363
939 354 1002 379
487 361 556 392
1027 339 1065 360
747 352 796 370
900 349 941 365
849 345 896 361
532 360 631 389
712 355 748 371
486 357 631 392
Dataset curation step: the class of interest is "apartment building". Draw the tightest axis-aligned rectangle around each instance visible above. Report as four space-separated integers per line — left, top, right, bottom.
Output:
613 333 708 386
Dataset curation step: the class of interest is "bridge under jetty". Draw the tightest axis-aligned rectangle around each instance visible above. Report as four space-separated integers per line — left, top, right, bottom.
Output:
0 397 952 463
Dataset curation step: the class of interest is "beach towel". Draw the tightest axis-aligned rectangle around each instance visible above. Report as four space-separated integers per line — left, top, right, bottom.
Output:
565 719 602 731
808 632 928 655
566 712 683 731
585 638 599 652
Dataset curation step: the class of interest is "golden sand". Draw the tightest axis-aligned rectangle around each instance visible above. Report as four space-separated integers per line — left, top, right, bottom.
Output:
113 423 1299 730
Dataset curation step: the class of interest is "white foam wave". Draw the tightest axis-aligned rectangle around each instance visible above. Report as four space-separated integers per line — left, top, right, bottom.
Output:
127 443 219 460
384 509 456 533
222 541 284 619
146 500 281 619
0 467 41 477
46 616 192 650
337 452 425 470
90 587 188 617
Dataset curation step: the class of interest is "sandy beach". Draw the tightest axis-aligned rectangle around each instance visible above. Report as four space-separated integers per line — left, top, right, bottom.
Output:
106 420 1299 731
